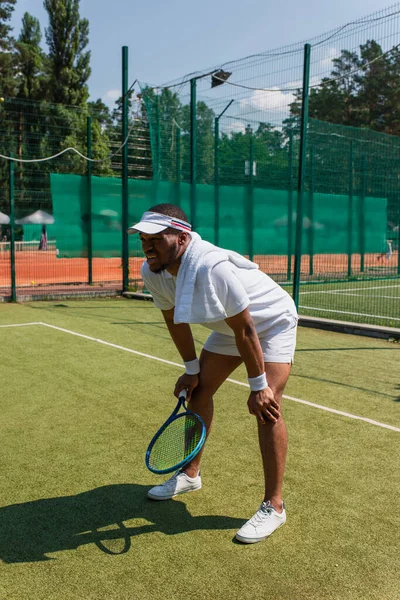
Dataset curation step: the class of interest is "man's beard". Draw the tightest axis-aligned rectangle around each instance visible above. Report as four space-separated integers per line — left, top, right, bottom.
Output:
152 245 179 274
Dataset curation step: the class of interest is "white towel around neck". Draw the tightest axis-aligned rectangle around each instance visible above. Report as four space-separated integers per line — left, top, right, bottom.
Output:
173 232 259 324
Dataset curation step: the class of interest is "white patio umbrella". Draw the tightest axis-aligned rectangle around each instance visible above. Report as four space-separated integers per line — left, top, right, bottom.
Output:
15 210 54 225
0 211 10 224
15 210 55 225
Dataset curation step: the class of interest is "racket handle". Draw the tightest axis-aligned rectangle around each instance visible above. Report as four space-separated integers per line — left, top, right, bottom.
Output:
178 389 188 401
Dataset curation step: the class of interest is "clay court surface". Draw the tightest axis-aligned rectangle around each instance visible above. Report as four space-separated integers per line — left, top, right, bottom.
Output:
1 248 396 289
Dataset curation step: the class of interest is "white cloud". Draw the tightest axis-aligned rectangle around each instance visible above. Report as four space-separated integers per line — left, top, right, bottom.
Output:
241 88 296 113
103 89 120 103
320 47 338 69
222 120 246 136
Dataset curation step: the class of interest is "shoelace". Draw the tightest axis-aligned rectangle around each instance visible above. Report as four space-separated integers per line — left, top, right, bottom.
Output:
248 503 275 526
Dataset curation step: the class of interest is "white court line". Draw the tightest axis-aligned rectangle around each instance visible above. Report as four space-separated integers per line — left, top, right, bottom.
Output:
300 284 400 296
2 321 399 432
316 292 399 299
0 322 43 328
33 322 399 434
300 306 400 321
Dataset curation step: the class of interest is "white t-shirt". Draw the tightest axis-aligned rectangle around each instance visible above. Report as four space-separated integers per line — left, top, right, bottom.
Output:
141 260 297 338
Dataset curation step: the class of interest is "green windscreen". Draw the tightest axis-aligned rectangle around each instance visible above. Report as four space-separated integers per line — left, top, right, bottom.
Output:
51 173 387 258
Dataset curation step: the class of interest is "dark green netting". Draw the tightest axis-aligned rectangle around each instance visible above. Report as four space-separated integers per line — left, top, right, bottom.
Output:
50 173 387 258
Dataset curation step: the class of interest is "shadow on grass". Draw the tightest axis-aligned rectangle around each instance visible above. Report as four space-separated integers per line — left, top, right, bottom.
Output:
297 347 400 352
291 373 399 400
0 484 245 563
395 384 400 402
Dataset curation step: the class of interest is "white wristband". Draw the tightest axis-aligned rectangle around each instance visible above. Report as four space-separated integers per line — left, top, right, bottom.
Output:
248 373 268 391
184 358 200 375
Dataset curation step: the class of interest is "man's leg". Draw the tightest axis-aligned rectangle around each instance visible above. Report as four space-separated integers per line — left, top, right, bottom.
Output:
183 349 242 478
235 361 292 543
147 349 242 500
258 362 291 512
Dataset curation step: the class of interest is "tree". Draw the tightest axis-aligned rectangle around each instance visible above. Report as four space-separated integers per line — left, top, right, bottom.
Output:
44 0 91 106
285 40 400 135
0 0 17 97
180 100 215 184
88 99 112 130
16 13 46 100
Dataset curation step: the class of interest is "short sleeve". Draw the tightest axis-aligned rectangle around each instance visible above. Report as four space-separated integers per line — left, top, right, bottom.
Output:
210 262 249 318
141 263 175 311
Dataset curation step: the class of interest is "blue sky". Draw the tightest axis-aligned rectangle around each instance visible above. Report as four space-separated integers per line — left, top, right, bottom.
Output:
10 0 391 107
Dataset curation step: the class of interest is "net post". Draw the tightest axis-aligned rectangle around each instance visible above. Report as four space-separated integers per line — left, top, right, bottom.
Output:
9 156 16 302
214 116 220 246
190 77 197 229
293 43 311 308
87 115 93 285
308 146 314 276
287 131 294 281
347 140 354 277
122 46 129 292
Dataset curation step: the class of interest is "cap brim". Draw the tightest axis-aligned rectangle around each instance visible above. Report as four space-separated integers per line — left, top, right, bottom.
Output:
127 222 168 234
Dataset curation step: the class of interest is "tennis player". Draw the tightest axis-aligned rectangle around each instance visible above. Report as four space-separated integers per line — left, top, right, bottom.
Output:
128 204 298 544
377 239 393 262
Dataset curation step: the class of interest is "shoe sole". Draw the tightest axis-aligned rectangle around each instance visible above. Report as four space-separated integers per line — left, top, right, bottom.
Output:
147 485 202 501
235 520 285 544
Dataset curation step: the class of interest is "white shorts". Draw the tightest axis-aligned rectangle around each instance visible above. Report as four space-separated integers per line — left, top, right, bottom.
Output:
203 321 298 364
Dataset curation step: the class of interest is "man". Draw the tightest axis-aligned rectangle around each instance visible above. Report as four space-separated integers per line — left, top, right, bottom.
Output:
128 203 298 544
377 239 393 262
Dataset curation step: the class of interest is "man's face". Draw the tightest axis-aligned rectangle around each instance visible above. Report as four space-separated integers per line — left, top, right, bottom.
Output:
139 231 181 273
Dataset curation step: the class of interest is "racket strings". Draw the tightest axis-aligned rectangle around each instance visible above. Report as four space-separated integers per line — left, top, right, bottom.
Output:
147 414 203 471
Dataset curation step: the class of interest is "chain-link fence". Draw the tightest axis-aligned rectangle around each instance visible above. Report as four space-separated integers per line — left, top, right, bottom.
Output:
1 5 399 327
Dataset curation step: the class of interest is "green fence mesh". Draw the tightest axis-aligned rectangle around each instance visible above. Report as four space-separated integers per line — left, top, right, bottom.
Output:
0 5 399 328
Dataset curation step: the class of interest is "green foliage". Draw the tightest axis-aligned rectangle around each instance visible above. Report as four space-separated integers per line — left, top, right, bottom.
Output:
16 13 46 100
44 0 91 106
0 0 17 97
286 40 400 135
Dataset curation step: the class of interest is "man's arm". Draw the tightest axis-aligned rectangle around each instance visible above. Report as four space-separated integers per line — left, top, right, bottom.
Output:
225 308 280 424
161 308 196 362
161 308 199 399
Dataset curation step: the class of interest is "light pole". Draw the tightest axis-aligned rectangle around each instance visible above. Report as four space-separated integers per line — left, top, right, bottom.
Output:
190 69 232 230
214 99 234 245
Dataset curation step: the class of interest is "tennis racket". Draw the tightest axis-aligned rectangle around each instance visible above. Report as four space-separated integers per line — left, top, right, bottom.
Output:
145 389 206 474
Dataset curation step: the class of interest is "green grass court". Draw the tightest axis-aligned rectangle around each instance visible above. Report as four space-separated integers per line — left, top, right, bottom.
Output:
284 278 400 328
0 298 399 600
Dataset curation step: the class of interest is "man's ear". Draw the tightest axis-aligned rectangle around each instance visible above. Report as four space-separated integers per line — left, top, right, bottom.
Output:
178 232 190 245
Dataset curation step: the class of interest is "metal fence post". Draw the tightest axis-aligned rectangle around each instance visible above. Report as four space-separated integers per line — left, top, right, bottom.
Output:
122 46 129 292
175 124 181 206
287 131 294 281
247 132 255 262
347 140 354 277
214 116 220 246
87 115 93 285
308 145 314 276
190 77 197 229
359 155 366 273
9 156 16 302
293 43 311 308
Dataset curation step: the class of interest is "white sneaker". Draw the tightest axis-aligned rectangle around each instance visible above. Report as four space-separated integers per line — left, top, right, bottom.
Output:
235 501 286 543
147 470 202 500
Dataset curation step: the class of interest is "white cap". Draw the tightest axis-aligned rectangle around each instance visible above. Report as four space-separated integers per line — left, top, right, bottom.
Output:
128 211 192 234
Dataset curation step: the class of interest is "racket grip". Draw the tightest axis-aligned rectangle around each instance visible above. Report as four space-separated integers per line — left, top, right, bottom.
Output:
178 389 188 401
